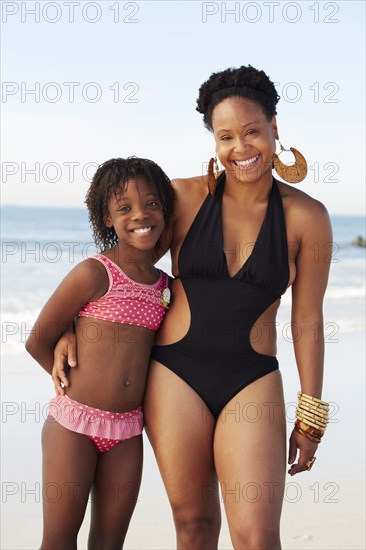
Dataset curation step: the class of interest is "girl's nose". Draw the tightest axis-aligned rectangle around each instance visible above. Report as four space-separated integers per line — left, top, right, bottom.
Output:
131 204 149 220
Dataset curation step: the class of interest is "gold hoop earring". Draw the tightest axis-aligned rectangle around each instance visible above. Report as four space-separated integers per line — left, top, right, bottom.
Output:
273 142 307 184
207 156 219 195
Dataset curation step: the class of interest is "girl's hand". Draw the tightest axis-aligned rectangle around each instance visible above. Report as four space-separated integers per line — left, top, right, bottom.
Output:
52 328 77 395
288 428 318 476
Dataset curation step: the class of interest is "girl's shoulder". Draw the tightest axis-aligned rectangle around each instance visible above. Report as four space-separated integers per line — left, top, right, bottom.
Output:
68 256 110 301
73 255 109 277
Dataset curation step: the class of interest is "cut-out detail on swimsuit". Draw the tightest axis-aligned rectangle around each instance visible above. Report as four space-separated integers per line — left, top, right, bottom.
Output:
151 173 289 418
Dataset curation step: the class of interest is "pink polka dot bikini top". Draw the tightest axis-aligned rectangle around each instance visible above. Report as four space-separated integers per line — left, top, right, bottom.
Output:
78 254 170 331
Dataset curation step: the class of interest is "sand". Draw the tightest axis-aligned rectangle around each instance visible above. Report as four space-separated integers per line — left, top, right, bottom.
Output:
1 330 364 549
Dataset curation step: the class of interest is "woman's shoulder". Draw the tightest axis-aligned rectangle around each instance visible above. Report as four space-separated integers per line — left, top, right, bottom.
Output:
277 180 330 222
277 180 332 244
172 174 208 202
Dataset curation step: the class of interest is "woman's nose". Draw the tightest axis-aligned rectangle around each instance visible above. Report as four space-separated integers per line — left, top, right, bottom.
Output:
233 135 248 152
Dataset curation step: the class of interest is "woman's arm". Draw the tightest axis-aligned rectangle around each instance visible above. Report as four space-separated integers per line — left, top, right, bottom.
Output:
288 199 332 475
152 178 182 264
153 221 174 263
51 325 77 395
25 259 107 374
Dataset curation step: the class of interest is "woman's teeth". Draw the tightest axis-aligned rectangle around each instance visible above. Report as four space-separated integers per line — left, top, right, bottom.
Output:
234 155 259 168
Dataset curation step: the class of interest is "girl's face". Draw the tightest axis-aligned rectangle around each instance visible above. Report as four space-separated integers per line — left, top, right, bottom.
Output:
105 177 165 252
212 96 278 184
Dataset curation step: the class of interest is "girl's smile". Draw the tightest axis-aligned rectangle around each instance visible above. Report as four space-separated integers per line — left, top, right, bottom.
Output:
106 177 165 252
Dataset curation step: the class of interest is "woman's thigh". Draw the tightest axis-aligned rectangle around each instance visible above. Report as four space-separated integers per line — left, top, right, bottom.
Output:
214 370 286 547
41 418 97 544
144 360 220 520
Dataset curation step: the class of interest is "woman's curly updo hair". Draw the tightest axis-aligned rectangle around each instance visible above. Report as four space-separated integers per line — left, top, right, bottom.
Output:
196 65 280 131
85 157 175 252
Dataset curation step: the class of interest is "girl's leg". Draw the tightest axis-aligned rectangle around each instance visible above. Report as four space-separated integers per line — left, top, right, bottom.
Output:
144 361 221 550
88 434 143 549
214 370 286 550
41 418 97 550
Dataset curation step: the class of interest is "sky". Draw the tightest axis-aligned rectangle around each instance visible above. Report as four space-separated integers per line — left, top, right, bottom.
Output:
1 0 365 215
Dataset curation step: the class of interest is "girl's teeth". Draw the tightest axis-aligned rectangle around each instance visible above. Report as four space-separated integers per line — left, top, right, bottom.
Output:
134 227 151 233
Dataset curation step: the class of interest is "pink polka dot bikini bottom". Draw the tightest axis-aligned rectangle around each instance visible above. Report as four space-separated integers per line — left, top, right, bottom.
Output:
48 394 143 453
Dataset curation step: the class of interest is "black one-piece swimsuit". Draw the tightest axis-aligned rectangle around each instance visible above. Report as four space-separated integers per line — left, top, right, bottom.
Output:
151 173 289 418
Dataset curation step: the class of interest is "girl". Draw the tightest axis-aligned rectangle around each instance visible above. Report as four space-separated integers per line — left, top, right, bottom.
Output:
26 157 175 549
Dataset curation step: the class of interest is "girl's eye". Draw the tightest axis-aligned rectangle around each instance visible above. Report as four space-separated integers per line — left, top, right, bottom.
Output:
119 205 130 212
147 200 160 207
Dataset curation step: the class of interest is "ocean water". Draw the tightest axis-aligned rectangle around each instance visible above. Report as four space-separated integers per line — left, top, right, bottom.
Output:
1 206 365 357
1 206 365 549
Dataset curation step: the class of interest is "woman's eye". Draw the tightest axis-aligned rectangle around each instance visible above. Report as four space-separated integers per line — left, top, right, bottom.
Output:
221 135 231 141
246 129 258 136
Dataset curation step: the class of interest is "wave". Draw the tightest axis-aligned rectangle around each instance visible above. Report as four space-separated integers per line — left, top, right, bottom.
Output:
280 284 365 305
325 285 365 300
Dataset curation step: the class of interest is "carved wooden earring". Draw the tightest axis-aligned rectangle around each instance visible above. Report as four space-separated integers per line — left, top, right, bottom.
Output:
273 142 307 184
207 156 219 195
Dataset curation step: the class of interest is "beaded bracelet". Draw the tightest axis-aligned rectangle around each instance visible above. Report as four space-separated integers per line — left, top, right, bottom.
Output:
294 392 329 442
294 421 322 444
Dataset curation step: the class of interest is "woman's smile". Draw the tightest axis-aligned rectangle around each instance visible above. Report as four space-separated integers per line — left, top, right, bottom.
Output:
232 154 261 169
212 96 278 184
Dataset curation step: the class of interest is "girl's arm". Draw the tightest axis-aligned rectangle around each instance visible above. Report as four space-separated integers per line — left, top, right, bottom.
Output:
288 200 332 475
25 259 107 375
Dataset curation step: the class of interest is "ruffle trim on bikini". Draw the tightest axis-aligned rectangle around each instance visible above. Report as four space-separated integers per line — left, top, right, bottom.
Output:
48 394 143 440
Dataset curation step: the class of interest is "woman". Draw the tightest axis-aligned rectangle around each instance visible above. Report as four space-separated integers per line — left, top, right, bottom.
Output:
54 66 332 549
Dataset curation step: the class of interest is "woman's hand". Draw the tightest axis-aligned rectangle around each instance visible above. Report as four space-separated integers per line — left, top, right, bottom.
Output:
52 327 77 395
288 428 318 476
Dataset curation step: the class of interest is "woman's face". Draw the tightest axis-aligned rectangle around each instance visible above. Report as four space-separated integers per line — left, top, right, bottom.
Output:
211 96 278 184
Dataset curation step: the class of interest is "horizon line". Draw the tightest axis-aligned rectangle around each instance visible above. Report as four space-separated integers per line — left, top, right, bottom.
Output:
1 203 365 218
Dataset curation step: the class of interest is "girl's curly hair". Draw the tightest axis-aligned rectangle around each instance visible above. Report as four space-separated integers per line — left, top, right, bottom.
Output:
196 65 280 131
85 157 175 252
